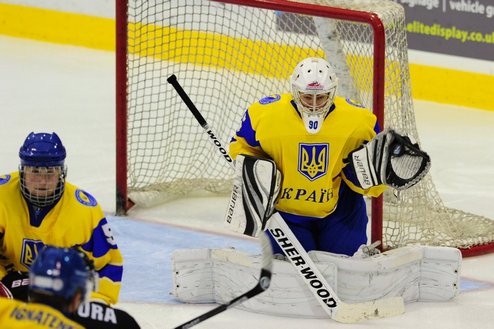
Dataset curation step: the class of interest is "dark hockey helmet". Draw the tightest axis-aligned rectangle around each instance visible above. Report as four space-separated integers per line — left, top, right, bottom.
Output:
18 132 67 207
19 132 66 167
29 246 96 304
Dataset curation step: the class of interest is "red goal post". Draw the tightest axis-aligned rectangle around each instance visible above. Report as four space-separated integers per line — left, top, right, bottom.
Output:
115 0 494 256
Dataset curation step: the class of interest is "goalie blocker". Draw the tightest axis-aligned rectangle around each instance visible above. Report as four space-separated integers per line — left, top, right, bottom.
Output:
224 155 281 237
347 128 431 190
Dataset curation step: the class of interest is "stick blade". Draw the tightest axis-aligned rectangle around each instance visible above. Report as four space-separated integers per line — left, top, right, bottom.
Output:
333 297 405 323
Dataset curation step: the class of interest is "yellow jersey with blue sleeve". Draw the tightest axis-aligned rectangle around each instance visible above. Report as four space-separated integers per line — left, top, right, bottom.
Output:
0 297 84 329
229 94 386 218
0 172 123 305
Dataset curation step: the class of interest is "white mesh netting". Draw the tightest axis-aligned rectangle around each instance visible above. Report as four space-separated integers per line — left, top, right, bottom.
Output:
123 0 494 254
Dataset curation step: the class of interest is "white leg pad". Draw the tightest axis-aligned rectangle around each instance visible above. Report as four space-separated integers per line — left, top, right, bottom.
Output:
171 245 461 318
171 248 216 303
310 245 461 303
419 246 462 301
172 247 337 317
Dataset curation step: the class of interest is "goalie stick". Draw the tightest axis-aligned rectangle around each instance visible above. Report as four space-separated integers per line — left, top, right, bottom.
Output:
173 233 273 329
167 74 405 323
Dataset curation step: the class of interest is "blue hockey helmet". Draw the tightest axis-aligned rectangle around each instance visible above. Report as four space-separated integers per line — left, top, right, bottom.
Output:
19 132 66 167
29 246 95 303
19 132 67 207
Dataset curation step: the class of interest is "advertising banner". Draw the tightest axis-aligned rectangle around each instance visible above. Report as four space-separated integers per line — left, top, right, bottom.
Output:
396 0 493 61
276 1 493 61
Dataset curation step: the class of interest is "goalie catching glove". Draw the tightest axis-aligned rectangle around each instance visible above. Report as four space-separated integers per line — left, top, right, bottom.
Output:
347 129 431 190
224 154 282 237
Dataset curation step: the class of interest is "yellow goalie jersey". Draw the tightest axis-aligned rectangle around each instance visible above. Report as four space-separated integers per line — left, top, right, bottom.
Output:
229 94 386 218
0 297 84 329
0 172 123 304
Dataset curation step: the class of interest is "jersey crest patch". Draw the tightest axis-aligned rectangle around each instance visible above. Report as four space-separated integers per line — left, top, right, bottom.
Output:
298 143 329 181
21 239 45 269
0 175 11 185
259 94 281 105
346 98 365 108
75 189 98 207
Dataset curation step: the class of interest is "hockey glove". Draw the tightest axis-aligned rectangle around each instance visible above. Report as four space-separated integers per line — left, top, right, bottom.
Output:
347 129 431 190
0 281 13 299
1 270 29 301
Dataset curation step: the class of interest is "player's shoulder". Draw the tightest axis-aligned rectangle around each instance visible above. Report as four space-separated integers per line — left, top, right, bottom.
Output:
0 172 19 187
2 299 84 328
0 172 20 200
334 96 367 110
250 93 292 110
64 182 101 208
77 301 140 328
334 96 375 117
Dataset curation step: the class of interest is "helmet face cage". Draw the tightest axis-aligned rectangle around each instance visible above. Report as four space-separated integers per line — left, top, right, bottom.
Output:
19 165 67 208
18 132 67 208
296 90 334 114
290 57 338 134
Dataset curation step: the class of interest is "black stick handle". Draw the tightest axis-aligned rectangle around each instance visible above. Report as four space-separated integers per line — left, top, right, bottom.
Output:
167 75 208 128
167 74 234 167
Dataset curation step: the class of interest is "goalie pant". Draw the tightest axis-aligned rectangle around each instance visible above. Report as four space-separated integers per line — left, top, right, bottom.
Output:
71 301 141 329
171 245 461 318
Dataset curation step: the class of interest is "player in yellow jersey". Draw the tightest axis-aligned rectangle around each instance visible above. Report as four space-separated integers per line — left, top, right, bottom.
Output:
1 245 140 329
0 246 92 328
0 132 123 306
227 57 430 256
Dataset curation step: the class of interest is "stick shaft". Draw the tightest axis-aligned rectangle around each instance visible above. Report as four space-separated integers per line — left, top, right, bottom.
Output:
167 74 208 127
167 74 234 166
172 234 272 329
173 284 264 329
268 213 340 313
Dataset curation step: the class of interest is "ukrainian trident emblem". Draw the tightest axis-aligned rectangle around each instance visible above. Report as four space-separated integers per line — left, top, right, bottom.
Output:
298 143 329 181
21 239 45 269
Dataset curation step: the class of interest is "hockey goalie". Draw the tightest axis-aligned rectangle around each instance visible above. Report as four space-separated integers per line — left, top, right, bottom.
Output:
171 57 461 319
171 154 461 318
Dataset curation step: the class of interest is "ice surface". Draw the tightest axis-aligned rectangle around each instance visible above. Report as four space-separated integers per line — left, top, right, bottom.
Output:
1 35 493 329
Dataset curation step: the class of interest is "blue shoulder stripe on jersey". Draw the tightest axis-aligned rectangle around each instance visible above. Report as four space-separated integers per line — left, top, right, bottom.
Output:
258 94 281 104
345 98 365 108
0 174 11 185
81 218 118 258
236 111 260 148
75 189 98 207
374 121 381 134
98 263 123 283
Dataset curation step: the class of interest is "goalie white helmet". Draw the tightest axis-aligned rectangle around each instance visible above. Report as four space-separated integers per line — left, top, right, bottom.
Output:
290 57 338 134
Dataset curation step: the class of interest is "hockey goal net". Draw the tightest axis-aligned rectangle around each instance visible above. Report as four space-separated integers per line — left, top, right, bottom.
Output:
116 0 494 256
